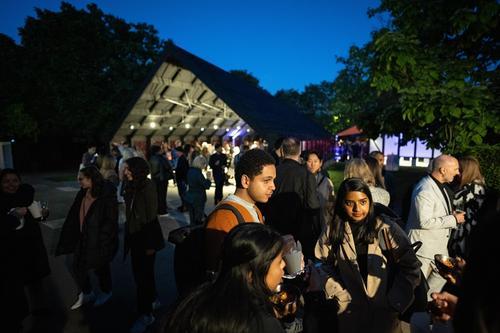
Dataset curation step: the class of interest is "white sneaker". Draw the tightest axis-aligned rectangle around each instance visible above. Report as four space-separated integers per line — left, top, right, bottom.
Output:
94 291 112 307
70 291 95 310
130 314 155 333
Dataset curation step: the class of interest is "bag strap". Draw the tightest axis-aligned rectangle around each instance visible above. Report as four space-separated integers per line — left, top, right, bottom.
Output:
382 228 392 251
380 227 397 263
212 203 246 224
318 174 327 187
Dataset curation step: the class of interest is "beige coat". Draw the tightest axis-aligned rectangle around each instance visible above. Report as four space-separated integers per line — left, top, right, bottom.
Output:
315 217 421 333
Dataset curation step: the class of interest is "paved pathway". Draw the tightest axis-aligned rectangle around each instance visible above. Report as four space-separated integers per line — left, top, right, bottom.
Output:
20 172 235 333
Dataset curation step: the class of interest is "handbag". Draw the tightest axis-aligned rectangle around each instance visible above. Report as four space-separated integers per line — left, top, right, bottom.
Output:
168 224 203 245
381 229 429 321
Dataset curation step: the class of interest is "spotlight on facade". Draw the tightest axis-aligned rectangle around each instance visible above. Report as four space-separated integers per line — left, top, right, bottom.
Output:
150 122 157 129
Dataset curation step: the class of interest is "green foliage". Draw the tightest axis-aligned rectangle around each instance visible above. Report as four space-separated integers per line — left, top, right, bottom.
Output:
327 165 345 194
1 2 166 143
274 81 337 132
329 45 375 135
0 104 39 140
370 0 500 153
467 144 500 191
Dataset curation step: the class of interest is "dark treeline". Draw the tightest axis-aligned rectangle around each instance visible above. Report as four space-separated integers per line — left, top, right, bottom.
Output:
0 2 166 171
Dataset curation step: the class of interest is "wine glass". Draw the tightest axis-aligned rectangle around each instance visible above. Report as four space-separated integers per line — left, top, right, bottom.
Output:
40 201 49 221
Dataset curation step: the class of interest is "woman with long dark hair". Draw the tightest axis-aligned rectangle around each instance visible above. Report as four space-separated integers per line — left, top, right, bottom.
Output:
315 178 421 333
56 166 118 309
165 223 286 333
305 150 335 232
123 157 165 333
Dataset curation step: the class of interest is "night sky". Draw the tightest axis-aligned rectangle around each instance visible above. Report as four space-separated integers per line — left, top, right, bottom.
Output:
0 0 385 93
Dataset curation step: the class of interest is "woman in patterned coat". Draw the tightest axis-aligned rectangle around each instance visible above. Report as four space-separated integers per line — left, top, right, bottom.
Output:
449 156 486 259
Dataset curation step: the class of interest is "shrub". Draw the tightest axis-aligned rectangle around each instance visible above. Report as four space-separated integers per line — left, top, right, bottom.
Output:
466 144 500 191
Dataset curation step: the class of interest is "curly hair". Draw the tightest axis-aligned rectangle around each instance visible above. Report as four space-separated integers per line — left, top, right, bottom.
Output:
235 149 275 189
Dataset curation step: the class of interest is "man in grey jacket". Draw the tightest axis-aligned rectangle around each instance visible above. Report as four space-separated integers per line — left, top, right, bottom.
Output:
406 154 465 296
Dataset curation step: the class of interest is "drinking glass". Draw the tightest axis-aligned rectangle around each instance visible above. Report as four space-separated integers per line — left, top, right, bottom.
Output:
40 201 49 221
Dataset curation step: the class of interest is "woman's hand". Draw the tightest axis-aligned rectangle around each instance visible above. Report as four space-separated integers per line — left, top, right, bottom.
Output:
437 257 466 286
305 261 328 293
281 234 296 254
41 208 50 220
145 249 156 255
273 301 297 319
12 207 27 218
429 291 458 322
16 207 27 217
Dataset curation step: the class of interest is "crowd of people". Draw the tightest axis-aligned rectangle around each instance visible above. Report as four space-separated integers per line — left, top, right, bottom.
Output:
1 136 497 333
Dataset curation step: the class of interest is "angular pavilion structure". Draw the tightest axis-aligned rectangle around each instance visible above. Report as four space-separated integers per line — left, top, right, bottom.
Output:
111 42 331 148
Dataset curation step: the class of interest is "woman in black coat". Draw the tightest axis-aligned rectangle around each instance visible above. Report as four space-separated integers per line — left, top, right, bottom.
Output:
56 166 118 309
1 168 51 332
123 157 165 333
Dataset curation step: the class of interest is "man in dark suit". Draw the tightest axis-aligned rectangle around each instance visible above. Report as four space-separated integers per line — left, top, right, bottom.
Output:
175 146 189 212
209 143 227 205
266 137 320 259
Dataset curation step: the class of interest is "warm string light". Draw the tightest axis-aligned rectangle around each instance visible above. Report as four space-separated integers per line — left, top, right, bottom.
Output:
127 122 252 134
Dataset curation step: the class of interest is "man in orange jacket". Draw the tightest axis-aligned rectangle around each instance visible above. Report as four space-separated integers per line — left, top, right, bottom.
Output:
205 148 276 271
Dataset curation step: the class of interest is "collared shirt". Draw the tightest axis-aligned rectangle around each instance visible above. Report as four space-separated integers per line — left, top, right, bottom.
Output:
430 175 452 214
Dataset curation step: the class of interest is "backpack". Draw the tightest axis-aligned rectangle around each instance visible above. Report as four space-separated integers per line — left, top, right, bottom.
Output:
170 203 245 296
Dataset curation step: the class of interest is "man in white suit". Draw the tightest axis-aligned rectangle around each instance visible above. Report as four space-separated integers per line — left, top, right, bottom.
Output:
407 155 465 296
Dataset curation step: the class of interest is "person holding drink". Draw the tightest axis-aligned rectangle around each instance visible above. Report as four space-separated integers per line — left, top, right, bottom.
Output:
164 223 287 333
313 178 421 333
1 168 51 332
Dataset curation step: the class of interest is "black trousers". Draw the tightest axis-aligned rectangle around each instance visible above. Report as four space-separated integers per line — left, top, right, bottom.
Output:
176 179 187 207
214 177 224 204
154 179 168 214
74 262 112 294
130 247 157 315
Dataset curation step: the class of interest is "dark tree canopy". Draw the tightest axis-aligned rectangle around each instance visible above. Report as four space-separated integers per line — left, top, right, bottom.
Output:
369 0 499 152
229 69 262 89
0 2 166 143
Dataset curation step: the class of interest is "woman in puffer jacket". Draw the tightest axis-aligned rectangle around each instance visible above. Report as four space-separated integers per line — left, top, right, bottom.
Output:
56 166 118 309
